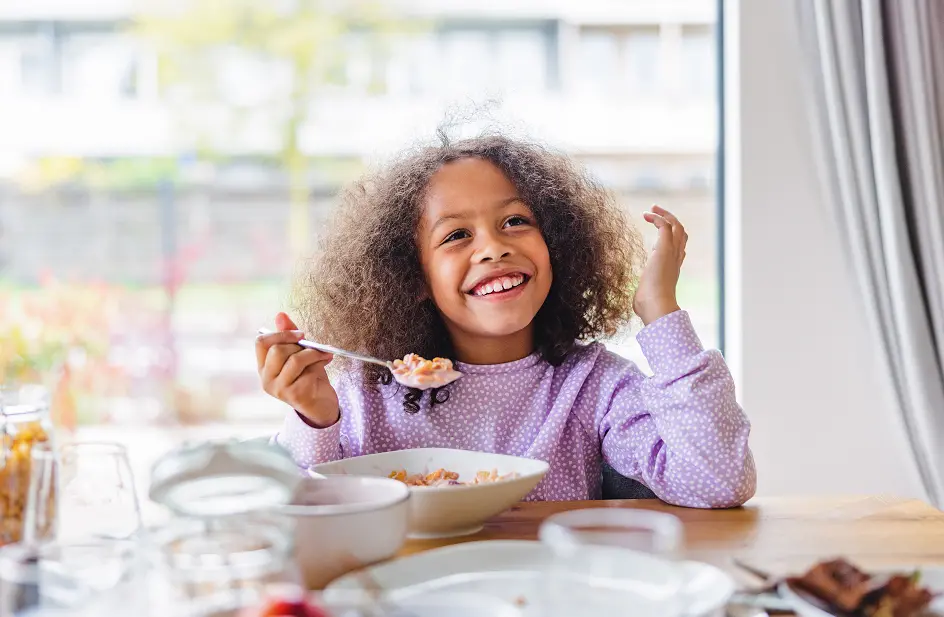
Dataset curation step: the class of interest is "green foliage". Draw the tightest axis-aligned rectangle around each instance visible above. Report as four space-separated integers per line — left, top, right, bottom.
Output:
132 0 421 253
133 0 410 161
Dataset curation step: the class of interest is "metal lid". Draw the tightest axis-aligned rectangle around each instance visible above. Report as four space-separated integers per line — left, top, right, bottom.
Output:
149 440 301 518
0 384 49 422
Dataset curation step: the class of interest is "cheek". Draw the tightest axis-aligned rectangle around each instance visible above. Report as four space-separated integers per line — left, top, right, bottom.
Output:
530 237 553 283
425 255 464 303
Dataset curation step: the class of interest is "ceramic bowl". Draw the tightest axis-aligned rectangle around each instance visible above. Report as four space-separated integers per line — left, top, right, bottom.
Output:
310 448 549 538
279 476 410 589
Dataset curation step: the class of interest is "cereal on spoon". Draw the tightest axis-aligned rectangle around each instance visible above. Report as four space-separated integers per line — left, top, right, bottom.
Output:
389 354 462 390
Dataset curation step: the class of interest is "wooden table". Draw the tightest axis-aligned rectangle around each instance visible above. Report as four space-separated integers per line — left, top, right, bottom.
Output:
399 496 944 580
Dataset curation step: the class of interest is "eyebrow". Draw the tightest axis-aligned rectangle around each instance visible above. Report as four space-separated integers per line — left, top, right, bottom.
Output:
429 196 524 234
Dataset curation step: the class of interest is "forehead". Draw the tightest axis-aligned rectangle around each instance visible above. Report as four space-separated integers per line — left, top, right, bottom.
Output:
422 158 520 218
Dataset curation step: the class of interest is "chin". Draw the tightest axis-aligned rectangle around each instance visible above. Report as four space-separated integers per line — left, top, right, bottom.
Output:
471 319 535 339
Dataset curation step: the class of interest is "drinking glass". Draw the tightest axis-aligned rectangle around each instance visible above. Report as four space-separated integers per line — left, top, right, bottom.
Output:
23 442 57 544
539 508 683 557
538 508 686 617
55 443 142 542
35 538 145 614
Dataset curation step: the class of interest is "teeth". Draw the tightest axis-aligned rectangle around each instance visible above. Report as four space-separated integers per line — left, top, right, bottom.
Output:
473 274 526 296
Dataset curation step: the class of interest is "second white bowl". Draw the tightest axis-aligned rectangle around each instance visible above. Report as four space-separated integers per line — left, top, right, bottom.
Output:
279 476 410 589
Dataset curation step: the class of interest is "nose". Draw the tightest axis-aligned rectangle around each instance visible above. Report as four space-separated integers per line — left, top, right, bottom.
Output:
473 229 513 263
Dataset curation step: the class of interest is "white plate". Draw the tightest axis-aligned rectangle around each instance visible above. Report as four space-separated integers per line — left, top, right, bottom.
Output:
310 448 549 538
779 567 944 617
324 540 734 617
322 591 525 617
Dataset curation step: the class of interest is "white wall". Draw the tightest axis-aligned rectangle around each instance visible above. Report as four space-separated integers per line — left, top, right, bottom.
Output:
725 0 927 499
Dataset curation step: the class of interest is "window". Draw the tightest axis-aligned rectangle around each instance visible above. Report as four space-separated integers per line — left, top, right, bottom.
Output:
0 3 720 500
441 30 492 95
18 33 57 96
682 28 715 99
624 28 661 95
62 34 141 100
577 30 620 95
495 29 548 93
405 34 439 95
0 40 24 98
343 33 373 94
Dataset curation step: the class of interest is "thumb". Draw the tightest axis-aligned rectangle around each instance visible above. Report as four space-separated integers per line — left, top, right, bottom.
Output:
275 312 299 332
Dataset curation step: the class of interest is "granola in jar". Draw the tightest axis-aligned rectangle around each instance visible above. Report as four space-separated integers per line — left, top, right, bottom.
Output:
1 386 54 546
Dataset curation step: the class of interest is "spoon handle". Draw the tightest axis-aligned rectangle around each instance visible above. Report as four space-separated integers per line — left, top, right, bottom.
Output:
257 328 391 368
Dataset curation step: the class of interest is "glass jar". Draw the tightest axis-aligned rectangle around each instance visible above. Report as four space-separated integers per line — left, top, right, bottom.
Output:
1 385 55 547
0 542 41 615
147 515 301 617
145 440 305 616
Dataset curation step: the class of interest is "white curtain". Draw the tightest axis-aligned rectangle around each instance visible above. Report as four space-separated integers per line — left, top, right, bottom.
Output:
796 0 944 506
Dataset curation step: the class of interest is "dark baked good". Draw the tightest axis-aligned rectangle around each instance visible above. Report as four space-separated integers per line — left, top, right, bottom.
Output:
788 559 934 617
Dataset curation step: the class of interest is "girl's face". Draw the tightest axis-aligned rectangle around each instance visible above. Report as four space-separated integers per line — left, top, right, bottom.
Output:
417 158 552 363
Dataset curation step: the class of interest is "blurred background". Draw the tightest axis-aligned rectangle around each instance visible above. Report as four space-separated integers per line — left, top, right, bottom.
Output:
0 0 719 481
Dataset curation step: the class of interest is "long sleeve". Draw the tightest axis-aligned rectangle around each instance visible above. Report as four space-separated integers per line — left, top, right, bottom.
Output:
599 311 756 508
273 408 343 469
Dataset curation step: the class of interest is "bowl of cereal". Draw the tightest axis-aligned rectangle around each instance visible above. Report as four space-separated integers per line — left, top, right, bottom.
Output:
309 448 549 539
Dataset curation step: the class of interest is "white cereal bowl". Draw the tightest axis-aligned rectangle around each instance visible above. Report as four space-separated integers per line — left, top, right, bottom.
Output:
277 476 411 589
309 448 550 539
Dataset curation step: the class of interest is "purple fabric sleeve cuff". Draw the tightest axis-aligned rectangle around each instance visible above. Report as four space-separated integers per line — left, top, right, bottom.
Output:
273 408 343 467
636 310 706 374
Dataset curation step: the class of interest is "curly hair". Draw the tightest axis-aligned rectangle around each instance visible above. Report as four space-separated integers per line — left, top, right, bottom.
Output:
292 132 646 412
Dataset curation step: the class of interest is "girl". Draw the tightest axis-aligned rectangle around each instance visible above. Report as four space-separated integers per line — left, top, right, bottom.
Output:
255 134 755 508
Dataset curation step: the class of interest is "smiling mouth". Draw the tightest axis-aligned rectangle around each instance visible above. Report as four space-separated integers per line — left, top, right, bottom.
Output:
467 273 531 297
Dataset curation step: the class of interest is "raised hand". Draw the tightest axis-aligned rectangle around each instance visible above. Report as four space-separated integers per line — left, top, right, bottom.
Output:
633 205 687 325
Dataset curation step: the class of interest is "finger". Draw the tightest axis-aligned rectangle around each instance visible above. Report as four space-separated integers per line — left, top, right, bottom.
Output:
297 358 333 382
652 205 686 245
278 362 336 409
679 230 689 256
643 212 669 229
275 312 298 332
276 348 333 386
281 360 334 408
656 221 673 250
644 213 673 250
651 205 680 226
261 342 304 384
255 330 303 370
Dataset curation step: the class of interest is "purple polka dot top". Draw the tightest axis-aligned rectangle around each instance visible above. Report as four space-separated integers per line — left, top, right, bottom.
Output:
275 311 756 508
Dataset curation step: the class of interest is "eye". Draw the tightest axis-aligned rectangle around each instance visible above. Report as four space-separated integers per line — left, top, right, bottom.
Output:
503 215 531 228
442 229 471 244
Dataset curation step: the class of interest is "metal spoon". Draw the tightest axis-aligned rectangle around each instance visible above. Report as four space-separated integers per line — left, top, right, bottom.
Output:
256 328 462 389
258 327 392 368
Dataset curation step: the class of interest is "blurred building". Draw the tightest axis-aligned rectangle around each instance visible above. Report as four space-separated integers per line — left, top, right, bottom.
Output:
0 0 718 421
0 0 716 280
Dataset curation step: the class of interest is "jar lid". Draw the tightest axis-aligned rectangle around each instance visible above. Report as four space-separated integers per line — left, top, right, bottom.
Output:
0 384 49 420
149 440 301 518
